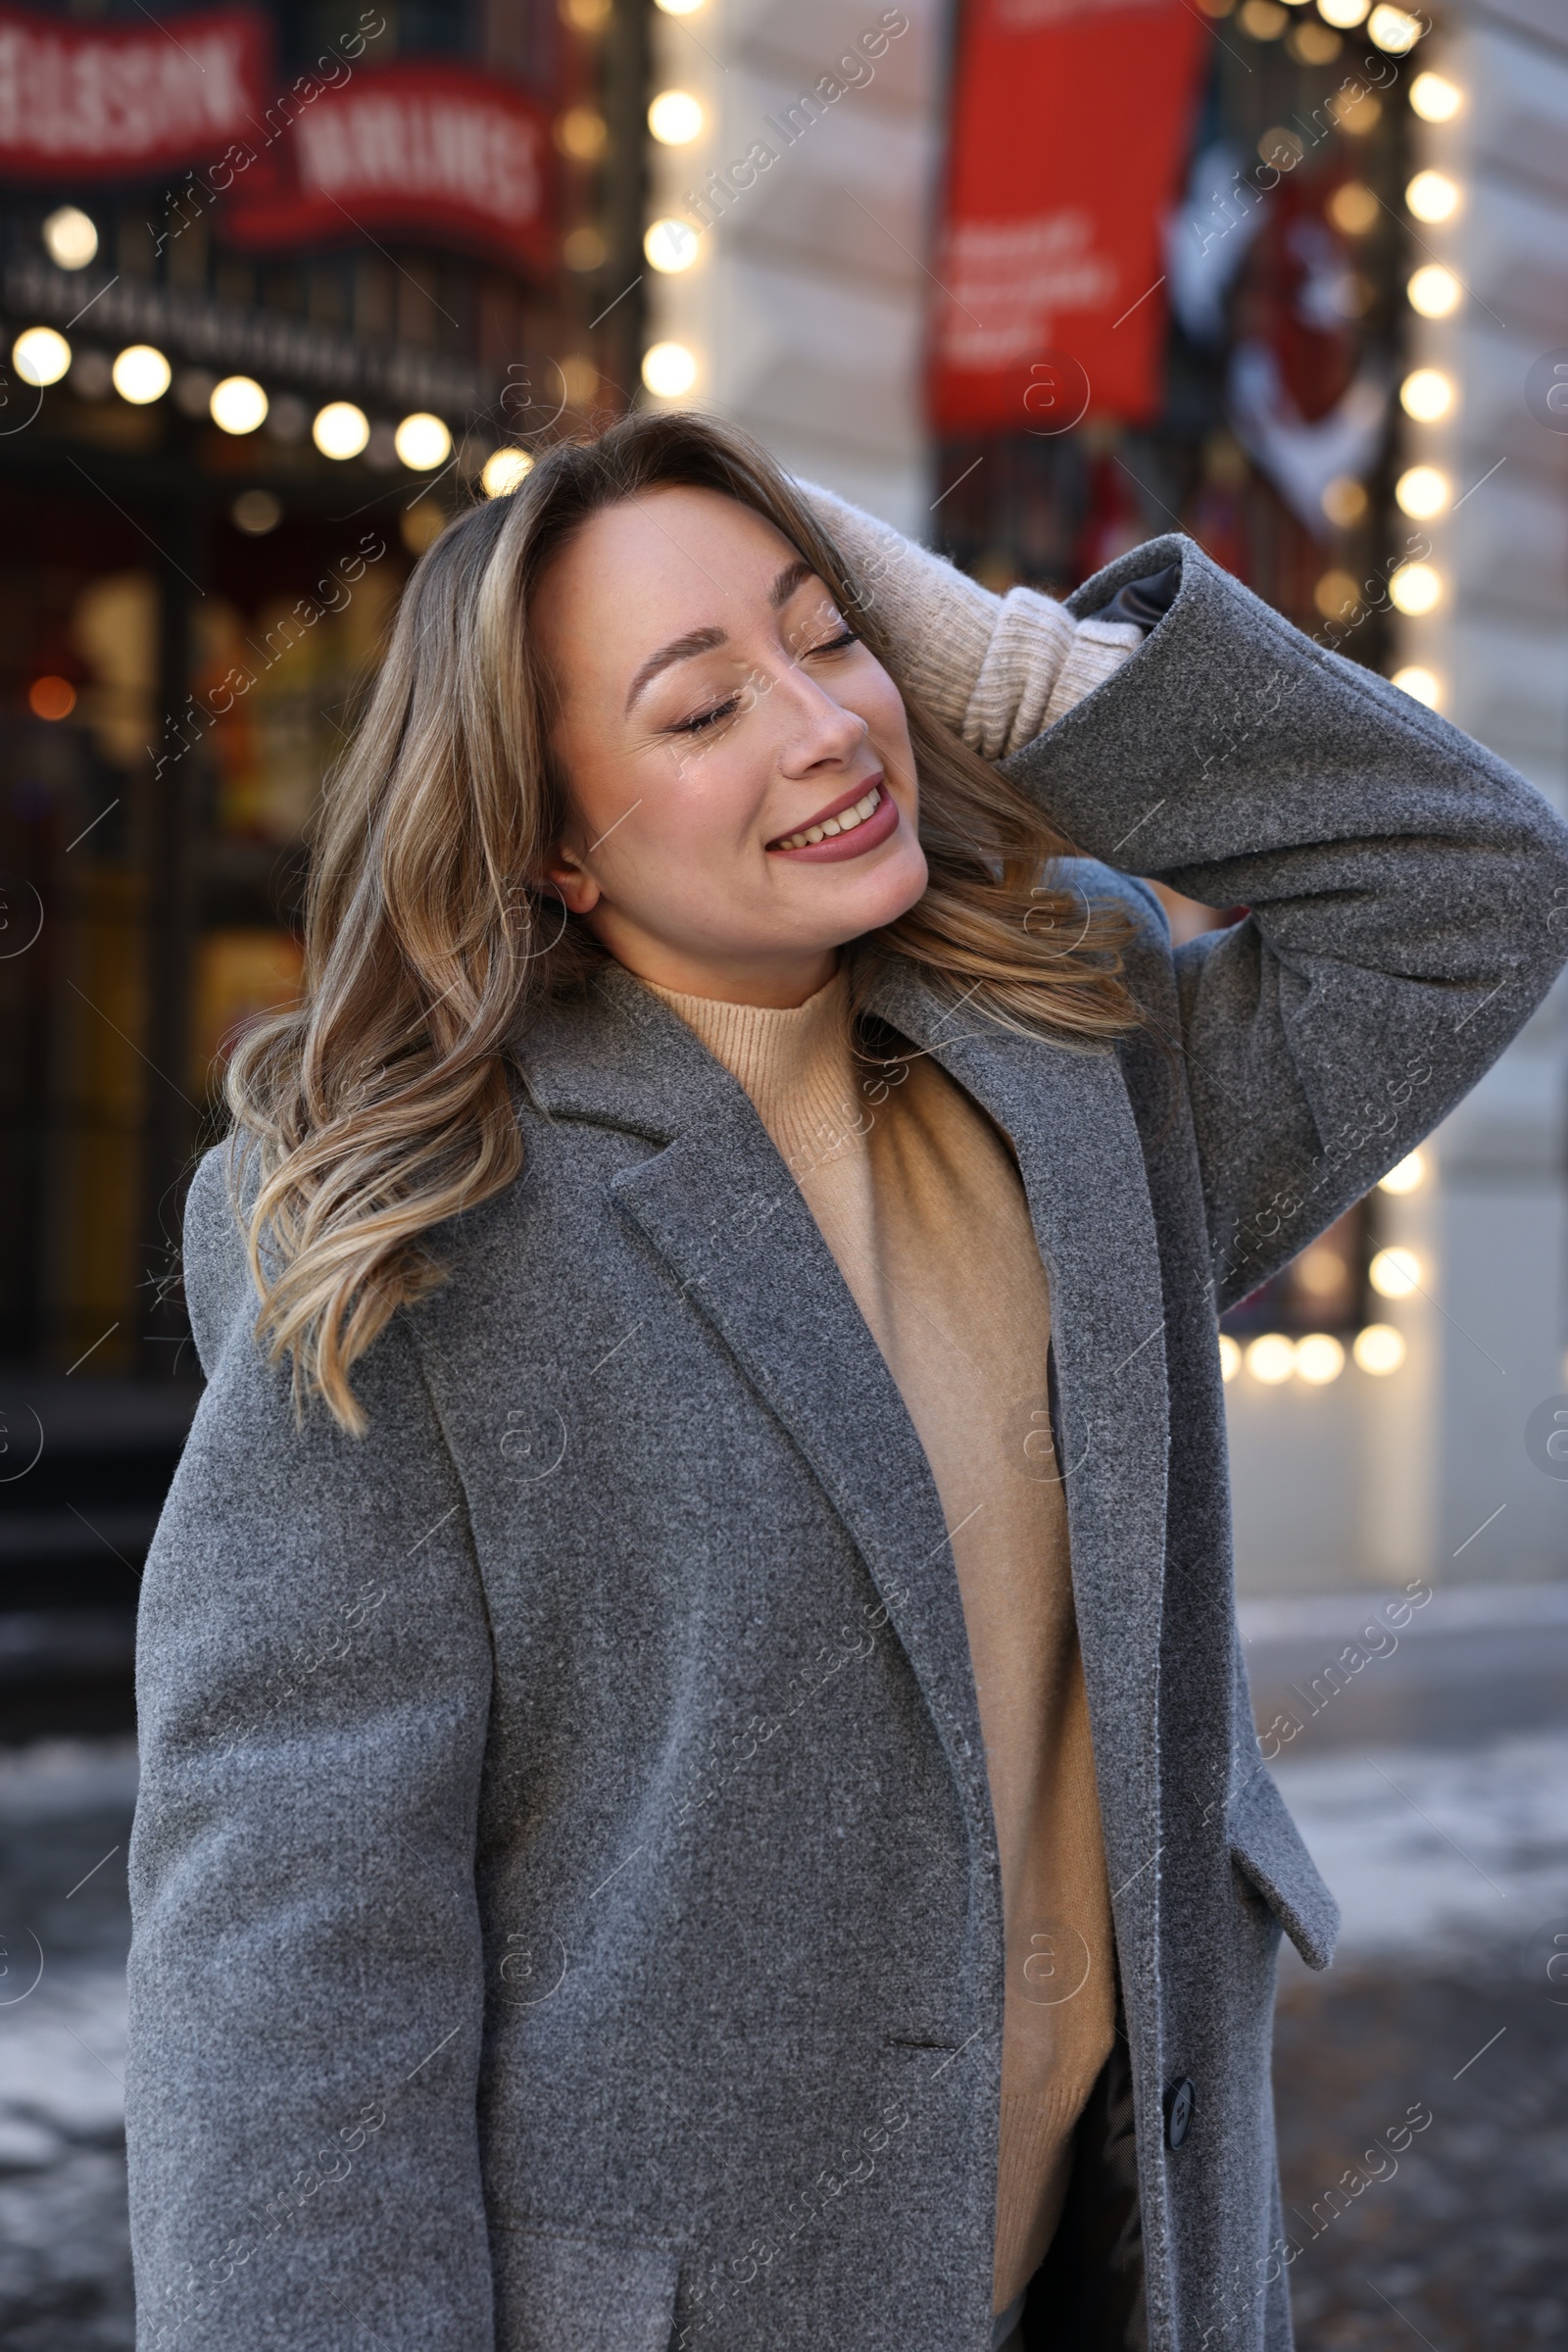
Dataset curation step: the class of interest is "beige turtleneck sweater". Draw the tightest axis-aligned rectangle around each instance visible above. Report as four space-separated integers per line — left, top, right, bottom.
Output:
646 967 1116 2315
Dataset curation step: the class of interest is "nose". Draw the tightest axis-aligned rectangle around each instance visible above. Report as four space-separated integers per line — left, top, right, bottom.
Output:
771 658 868 776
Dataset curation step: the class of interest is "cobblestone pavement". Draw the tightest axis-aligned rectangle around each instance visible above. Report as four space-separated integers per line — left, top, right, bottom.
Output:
0 1735 1563 2350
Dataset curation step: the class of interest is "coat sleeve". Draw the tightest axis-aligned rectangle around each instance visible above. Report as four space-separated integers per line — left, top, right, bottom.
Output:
126 1146 496 2352
1001 532 1568 1307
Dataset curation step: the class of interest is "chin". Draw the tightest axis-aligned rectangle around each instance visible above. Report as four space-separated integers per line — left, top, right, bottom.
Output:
830 840 929 941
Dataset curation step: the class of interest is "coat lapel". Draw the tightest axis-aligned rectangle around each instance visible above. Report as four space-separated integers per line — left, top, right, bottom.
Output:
515 964 997 1841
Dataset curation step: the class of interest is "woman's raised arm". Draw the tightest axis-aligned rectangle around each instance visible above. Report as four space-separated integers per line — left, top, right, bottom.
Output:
126 1148 496 2352
1004 531 1568 1306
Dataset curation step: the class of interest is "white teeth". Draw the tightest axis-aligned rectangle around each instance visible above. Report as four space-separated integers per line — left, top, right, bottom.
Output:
775 784 881 852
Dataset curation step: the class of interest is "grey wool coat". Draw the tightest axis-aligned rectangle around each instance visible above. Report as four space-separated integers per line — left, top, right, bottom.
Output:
127 534 1568 2352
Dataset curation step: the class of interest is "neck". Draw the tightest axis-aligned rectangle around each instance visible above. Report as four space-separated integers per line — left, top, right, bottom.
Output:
590 914 840 1009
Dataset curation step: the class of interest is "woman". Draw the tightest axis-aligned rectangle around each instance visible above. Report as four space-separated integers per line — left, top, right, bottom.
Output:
126 412 1568 2352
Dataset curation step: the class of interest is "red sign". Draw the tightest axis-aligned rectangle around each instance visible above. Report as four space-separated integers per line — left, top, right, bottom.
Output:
929 0 1208 432
222 61 554 278
0 4 270 180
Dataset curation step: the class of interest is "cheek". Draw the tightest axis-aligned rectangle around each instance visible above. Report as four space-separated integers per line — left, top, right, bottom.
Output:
856 667 917 770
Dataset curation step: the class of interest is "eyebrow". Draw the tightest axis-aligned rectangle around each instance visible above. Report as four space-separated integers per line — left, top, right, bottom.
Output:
622 560 822 715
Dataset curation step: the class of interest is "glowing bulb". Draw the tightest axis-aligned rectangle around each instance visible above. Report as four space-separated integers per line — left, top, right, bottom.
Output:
1368 2 1421 49
642 340 698 396
1380 1152 1427 1195
556 107 608 161
1390 562 1443 615
395 413 452 470
1396 466 1449 518
1327 181 1379 236
12 325 71 386
1296 1333 1346 1384
1314 569 1361 619
645 217 701 272
1406 171 1460 224
231 490 282 535
1321 475 1368 527
113 343 171 403
1246 1334 1297 1384
648 89 704 144
210 374 268 434
481 447 534 497
1410 71 1462 122
1392 666 1443 709
313 400 370 460
1400 368 1454 422
655 0 706 12
1369 1247 1422 1298
28 675 76 720
42 205 97 270
1316 0 1368 24
1218 1333 1242 1384
1353 1323 1406 1374
1408 264 1462 318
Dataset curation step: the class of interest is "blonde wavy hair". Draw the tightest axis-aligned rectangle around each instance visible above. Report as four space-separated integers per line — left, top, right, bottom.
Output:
227 409 1144 1431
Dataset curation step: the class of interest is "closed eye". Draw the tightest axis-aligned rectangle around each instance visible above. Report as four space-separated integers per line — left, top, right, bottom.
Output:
672 695 742 737
804 628 858 659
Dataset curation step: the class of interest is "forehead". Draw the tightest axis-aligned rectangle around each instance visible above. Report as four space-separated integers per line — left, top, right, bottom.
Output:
538 486 813 666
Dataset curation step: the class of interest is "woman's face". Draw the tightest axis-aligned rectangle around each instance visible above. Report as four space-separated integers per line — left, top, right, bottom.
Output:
534 485 928 1005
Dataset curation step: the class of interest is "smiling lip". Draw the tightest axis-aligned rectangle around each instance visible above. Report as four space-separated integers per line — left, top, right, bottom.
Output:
765 775 899 863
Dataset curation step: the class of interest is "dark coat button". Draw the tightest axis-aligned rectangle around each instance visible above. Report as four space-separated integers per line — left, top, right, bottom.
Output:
1164 2076 1195 2149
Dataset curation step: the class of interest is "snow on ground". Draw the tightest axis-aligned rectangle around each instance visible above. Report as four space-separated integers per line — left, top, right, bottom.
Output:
1271 1728 1568 1968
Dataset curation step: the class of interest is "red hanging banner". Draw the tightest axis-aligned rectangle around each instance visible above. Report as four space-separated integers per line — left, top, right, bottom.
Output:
221 60 555 279
929 0 1208 434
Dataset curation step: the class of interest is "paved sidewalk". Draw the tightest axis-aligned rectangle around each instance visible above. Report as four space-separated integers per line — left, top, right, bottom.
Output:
0 1740 136 2350
1268 1730 1568 2352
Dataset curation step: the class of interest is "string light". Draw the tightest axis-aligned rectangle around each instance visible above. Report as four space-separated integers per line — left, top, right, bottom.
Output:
1353 1324 1406 1374
1379 1152 1427 1195
1406 170 1460 223
642 341 699 396
1389 562 1443 615
1246 1334 1297 1384
1367 2 1422 49
394 414 452 470
210 375 268 434
482 448 534 497
1296 1334 1346 1384
1399 368 1454 422
1408 265 1462 318
1391 666 1443 709
648 90 704 144
1369 1247 1422 1298
1396 466 1450 518
313 401 369 460
42 206 97 269
113 344 171 403
1410 71 1463 122
645 218 701 272
12 325 70 385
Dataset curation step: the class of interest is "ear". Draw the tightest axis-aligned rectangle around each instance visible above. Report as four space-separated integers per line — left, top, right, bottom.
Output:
540 842 601 915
